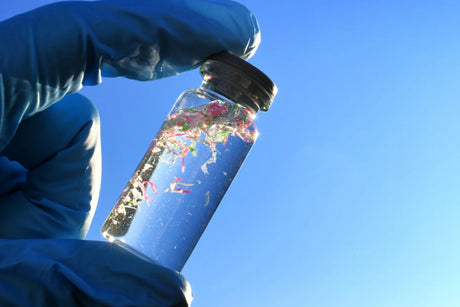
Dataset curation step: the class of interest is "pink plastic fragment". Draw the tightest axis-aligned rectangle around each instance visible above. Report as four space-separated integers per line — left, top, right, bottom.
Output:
182 148 189 172
144 181 158 194
176 188 191 194
133 181 153 201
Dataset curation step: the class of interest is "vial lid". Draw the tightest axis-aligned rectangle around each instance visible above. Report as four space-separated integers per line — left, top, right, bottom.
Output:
200 51 278 112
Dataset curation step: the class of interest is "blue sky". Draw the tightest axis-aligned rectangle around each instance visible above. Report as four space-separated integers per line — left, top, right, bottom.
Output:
3 1 460 306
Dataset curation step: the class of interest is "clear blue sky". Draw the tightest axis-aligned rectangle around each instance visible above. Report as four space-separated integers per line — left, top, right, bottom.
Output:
3 1 460 306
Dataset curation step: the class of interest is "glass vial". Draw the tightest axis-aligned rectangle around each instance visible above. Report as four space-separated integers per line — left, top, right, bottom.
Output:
101 51 277 272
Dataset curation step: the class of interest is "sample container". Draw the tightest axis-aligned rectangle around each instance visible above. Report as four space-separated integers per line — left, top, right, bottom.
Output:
101 51 277 272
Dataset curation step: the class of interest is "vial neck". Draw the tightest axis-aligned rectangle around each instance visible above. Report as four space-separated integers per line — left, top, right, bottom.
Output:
200 80 260 113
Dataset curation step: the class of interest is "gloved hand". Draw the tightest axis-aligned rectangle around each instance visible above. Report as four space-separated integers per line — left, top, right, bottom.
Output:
0 0 260 305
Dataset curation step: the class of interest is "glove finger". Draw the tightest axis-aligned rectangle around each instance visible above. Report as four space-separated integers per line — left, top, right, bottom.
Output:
93 0 261 80
0 94 101 239
0 238 192 306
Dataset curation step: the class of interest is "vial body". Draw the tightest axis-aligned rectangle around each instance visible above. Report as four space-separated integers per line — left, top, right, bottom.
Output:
101 89 257 271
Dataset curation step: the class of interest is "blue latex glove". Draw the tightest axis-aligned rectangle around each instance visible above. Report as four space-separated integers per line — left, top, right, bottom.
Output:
0 0 259 305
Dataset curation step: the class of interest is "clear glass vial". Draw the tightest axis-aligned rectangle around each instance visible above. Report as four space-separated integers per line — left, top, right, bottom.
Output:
101 51 277 272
